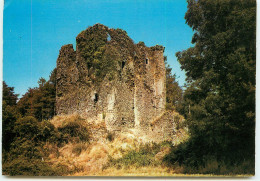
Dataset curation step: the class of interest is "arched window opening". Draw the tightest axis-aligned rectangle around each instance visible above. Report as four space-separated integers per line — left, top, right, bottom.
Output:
146 58 149 64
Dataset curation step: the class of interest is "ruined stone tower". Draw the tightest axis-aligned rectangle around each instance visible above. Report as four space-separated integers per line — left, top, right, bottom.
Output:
56 24 166 132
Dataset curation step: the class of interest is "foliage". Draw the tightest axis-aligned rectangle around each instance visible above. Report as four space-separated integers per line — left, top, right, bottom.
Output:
17 69 56 121
151 45 165 51
57 116 90 143
3 81 18 106
2 82 20 152
77 24 108 74
3 116 55 175
77 25 115 82
3 156 57 176
106 143 162 169
2 73 90 176
164 142 254 175
171 0 256 174
137 41 146 47
2 114 82 176
165 60 183 111
76 24 136 83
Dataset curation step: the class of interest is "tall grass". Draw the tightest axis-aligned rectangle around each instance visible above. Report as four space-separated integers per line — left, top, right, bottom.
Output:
104 142 171 170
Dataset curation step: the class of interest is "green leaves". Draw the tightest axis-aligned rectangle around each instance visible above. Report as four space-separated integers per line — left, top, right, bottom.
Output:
3 81 18 106
173 0 256 173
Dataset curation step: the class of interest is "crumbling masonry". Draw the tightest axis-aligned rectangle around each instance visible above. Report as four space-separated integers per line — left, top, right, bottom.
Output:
56 24 180 141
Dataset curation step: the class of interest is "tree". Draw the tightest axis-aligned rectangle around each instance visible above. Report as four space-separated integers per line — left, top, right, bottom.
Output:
2 82 20 152
2 116 61 176
165 60 183 111
3 81 18 106
17 69 56 121
174 0 255 172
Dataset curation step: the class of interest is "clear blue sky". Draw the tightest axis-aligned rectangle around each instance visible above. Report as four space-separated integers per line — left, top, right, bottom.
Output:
4 0 193 97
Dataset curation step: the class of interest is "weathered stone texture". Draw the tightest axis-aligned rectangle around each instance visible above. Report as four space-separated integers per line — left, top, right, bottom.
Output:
56 24 166 133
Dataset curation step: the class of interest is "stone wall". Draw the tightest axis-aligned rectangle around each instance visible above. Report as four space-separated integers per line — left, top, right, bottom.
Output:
56 24 166 133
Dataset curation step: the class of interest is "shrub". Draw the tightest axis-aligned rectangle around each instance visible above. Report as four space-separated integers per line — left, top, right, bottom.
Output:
163 140 255 175
58 116 90 143
39 120 61 143
2 115 68 176
14 116 39 139
106 142 162 169
2 156 71 176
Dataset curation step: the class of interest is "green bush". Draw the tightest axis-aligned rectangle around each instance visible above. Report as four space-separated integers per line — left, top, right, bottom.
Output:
106 142 162 169
58 118 90 143
163 140 255 175
2 116 67 176
2 155 71 176
39 120 61 143
14 116 39 139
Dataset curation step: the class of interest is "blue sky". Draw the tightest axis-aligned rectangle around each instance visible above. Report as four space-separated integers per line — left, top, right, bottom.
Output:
3 0 193 97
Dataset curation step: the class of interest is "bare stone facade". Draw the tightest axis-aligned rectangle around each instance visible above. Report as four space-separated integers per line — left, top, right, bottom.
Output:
56 24 167 133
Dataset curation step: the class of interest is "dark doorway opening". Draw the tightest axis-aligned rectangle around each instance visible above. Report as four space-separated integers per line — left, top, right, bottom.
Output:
146 58 149 64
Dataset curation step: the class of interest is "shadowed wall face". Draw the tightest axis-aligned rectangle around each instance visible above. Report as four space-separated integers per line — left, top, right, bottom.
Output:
56 24 166 131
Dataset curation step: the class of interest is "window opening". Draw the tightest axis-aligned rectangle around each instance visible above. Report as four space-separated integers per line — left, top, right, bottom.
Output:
122 61 126 69
94 93 99 103
107 33 111 41
146 58 149 64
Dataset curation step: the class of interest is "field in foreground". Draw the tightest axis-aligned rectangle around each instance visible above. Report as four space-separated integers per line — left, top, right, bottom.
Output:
46 114 189 176
2 114 253 177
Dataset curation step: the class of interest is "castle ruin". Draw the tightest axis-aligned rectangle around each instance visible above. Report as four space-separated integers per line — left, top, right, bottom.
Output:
56 24 180 141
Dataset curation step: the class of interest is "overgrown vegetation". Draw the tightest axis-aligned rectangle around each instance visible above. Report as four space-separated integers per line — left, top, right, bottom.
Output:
167 0 256 175
2 116 65 176
2 82 90 176
2 114 90 176
3 1 256 174
57 116 90 143
17 68 56 121
76 24 136 83
105 142 172 170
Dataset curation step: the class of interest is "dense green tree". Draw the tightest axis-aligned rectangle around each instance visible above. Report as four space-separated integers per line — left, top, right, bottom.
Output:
3 81 18 106
2 82 20 152
172 0 255 173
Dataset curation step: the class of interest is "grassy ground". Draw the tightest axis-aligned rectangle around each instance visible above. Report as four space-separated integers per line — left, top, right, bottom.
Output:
42 115 253 177
44 114 187 176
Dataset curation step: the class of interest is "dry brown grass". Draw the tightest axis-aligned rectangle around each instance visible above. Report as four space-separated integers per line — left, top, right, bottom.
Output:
46 123 150 176
50 114 84 128
73 165 183 176
46 114 189 176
